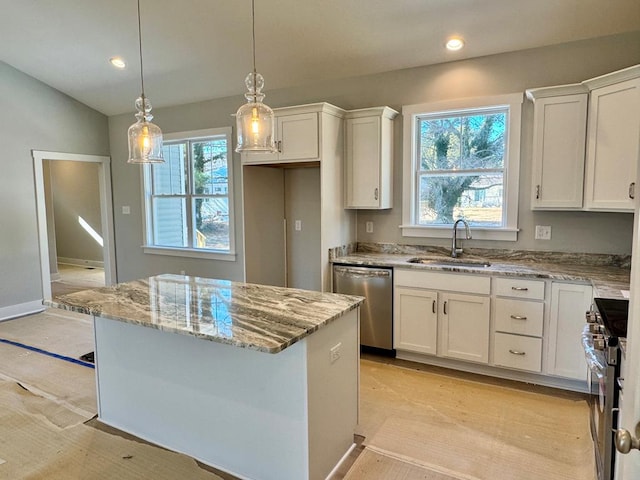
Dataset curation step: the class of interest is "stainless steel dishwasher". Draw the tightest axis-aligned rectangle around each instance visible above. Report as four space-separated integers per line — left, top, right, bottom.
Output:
333 264 394 353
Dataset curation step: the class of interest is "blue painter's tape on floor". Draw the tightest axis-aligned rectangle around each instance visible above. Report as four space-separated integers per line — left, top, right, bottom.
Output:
0 337 95 369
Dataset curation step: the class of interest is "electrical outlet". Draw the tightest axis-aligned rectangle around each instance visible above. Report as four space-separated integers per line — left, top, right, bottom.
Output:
330 342 342 363
295 220 302 231
365 221 374 233
535 225 551 240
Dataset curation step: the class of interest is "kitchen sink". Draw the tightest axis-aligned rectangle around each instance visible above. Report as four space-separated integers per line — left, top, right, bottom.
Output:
407 257 492 268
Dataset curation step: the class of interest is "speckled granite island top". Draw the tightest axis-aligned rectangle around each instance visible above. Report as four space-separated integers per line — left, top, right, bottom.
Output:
47 273 364 354
331 244 631 299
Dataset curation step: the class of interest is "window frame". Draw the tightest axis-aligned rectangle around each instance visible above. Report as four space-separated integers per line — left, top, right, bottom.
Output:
401 93 523 241
141 127 236 261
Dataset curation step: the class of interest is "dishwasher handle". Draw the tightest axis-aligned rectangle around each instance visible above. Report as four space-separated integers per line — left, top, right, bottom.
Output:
333 265 391 279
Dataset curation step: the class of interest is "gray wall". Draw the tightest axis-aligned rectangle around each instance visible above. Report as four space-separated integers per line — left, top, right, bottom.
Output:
108 31 640 285
0 61 109 309
50 160 103 263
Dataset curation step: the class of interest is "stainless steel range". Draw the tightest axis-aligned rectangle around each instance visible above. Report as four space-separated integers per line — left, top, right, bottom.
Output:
583 297 628 480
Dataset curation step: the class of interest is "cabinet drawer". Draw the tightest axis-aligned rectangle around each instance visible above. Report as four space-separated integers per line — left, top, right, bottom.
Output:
395 269 490 295
494 277 545 300
493 333 542 373
494 298 544 337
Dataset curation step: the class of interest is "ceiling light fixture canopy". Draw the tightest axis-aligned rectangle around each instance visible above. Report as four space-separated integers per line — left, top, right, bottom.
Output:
235 0 276 153
109 57 126 69
127 0 164 164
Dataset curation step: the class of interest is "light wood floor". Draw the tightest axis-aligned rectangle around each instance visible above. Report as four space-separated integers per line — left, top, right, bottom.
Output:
51 263 105 299
0 310 594 479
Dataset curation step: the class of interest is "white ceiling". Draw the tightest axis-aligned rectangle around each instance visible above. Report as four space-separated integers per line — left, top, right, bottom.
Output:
1 0 639 116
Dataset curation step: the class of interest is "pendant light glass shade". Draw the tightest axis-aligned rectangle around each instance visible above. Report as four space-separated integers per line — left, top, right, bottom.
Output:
127 0 164 164
235 71 276 152
128 95 164 163
235 0 277 153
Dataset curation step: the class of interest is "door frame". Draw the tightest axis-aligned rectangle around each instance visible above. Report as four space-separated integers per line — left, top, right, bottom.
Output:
32 150 116 300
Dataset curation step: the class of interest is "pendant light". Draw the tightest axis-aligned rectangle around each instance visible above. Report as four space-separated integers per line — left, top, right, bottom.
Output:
127 0 164 164
235 0 276 153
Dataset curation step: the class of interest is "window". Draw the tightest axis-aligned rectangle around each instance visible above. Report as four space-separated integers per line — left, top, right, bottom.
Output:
143 127 235 260
402 94 523 241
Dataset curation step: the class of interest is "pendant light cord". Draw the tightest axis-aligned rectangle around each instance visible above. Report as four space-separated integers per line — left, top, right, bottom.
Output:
251 0 257 76
137 0 145 97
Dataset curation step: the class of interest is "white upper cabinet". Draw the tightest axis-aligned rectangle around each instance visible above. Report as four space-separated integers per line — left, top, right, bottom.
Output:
241 103 345 166
344 106 398 209
583 66 640 211
526 85 588 210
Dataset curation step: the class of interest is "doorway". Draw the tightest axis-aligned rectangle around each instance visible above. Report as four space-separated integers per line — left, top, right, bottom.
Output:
33 151 116 301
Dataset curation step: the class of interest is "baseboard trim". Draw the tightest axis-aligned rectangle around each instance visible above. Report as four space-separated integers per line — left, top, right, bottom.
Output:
58 257 104 269
50 273 62 282
0 300 45 322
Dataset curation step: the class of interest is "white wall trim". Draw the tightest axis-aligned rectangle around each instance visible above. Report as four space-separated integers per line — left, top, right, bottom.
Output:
0 300 45 322
57 257 105 268
32 150 116 301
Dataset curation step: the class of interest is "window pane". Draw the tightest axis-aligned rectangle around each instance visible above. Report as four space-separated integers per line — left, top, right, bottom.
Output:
418 173 503 227
153 197 187 247
192 139 228 195
419 112 506 171
154 143 187 194
193 197 230 251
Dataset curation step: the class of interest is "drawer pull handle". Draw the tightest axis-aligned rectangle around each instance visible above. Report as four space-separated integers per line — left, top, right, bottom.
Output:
509 349 526 356
510 315 527 320
511 287 529 291
443 301 447 315
432 300 436 314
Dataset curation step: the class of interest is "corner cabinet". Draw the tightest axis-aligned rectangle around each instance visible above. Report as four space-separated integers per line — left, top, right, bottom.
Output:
526 85 588 210
583 67 640 212
344 106 398 209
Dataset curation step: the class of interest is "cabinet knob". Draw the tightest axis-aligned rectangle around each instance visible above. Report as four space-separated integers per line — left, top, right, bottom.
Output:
374 188 379 201
615 422 640 454
629 182 635 200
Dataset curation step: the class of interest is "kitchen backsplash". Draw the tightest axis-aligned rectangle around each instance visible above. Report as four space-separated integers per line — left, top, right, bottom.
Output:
355 242 631 268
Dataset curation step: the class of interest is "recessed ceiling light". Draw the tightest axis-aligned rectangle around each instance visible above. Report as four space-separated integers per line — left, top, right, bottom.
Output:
446 38 465 51
109 57 126 69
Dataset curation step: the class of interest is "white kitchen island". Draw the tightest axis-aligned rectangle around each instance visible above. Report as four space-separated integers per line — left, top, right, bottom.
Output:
49 274 363 480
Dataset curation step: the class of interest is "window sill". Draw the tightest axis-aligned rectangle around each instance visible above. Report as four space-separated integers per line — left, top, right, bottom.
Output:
143 246 237 261
400 225 519 242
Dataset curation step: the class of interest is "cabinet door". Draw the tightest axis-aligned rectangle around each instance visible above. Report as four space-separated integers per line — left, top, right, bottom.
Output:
241 112 319 165
277 113 319 162
345 116 382 208
393 287 438 355
547 282 592 381
439 293 490 364
530 94 587 209
584 78 640 211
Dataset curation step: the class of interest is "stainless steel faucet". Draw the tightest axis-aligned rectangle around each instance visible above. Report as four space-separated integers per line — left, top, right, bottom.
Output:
451 219 472 258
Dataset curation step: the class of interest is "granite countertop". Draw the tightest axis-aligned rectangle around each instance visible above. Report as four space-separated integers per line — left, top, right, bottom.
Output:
331 246 630 300
47 274 364 354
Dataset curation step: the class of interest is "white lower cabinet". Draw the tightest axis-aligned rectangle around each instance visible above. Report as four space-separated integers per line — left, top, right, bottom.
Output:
394 268 593 391
394 270 491 365
546 282 592 382
439 292 490 363
394 287 437 355
494 333 543 373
